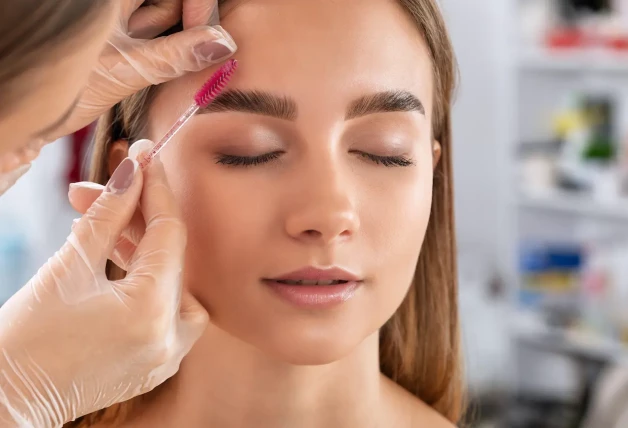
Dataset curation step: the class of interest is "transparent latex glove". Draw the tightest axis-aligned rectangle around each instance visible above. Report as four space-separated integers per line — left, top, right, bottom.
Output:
51 0 236 141
0 140 208 427
0 164 31 196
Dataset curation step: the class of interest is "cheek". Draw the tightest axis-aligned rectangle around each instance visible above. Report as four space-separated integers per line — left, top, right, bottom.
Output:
363 146 433 314
162 155 274 300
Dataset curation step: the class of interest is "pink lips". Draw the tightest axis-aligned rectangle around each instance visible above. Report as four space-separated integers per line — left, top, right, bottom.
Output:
263 267 362 309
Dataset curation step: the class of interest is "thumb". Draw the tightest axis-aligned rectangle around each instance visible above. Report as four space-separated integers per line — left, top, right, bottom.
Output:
67 158 144 266
112 25 237 88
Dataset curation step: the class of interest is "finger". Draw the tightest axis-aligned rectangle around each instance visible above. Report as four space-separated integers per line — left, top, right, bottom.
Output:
128 0 182 39
69 182 146 247
68 182 105 213
120 0 148 23
176 291 209 355
183 0 219 29
124 155 186 296
66 158 143 266
108 25 236 87
70 209 143 272
111 236 139 270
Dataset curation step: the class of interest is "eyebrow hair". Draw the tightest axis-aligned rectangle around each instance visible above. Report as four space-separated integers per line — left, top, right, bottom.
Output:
197 89 424 122
35 95 81 138
200 89 298 120
345 90 425 120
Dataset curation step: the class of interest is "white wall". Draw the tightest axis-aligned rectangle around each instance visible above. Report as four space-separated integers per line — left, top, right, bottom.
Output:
0 138 76 301
443 0 507 261
440 0 515 393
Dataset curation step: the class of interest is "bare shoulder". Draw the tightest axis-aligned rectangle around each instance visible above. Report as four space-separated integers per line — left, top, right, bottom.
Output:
380 375 456 428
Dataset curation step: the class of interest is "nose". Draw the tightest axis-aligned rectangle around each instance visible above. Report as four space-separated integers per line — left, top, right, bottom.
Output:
284 165 360 245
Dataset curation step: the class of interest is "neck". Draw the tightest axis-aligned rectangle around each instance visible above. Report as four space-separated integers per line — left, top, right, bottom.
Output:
139 325 385 428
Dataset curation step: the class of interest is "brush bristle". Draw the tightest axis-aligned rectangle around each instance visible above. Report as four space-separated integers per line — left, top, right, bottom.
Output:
194 59 238 108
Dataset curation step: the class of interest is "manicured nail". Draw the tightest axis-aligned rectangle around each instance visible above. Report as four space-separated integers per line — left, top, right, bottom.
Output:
128 139 154 161
195 38 236 62
196 26 237 62
214 25 237 50
105 158 137 194
69 181 105 191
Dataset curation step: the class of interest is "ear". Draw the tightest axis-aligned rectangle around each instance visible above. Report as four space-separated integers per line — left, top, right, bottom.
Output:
108 139 130 177
432 141 442 170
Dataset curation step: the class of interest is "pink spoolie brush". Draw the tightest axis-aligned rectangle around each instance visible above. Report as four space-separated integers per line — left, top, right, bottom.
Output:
139 59 238 169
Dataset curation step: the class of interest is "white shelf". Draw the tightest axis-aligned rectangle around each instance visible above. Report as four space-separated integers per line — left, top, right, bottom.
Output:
513 312 628 363
519 49 628 73
518 191 628 221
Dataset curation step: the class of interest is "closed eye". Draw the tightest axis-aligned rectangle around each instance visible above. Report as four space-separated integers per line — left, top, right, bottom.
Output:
215 151 284 167
214 150 415 168
350 151 415 167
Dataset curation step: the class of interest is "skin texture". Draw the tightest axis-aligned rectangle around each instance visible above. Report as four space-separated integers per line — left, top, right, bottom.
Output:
0 4 118 172
107 0 450 426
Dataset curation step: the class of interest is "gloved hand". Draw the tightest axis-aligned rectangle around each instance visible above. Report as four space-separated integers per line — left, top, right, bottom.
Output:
0 141 208 427
51 0 237 141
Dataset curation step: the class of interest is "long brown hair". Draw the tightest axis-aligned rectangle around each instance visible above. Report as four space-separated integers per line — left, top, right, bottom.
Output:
0 0 109 115
69 0 462 425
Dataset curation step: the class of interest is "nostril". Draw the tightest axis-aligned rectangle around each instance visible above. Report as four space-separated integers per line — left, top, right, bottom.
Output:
304 230 321 237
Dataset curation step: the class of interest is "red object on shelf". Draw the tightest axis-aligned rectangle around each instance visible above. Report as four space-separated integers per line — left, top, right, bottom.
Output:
545 28 586 49
67 124 93 185
606 36 628 51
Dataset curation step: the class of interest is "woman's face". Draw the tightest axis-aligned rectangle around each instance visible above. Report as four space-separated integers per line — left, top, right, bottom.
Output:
147 0 437 364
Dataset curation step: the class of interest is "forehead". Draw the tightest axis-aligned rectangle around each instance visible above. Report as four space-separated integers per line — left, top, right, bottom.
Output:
158 0 434 119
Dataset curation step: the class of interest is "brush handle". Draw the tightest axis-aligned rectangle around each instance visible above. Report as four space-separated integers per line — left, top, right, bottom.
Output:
139 103 200 169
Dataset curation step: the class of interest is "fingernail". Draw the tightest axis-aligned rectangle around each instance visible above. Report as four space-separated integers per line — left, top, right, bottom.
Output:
195 39 236 62
214 25 237 50
69 181 105 194
128 139 154 161
105 158 137 194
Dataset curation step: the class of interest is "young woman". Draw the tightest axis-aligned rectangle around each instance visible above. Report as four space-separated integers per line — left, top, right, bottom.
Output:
69 0 462 426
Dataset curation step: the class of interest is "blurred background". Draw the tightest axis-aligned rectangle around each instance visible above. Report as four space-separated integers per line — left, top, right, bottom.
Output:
2 0 628 427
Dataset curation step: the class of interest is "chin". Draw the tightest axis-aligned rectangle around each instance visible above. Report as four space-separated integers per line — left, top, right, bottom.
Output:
211 312 370 366
265 341 357 366
259 320 374 366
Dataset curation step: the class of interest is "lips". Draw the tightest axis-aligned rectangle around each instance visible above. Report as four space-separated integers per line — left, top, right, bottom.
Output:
274 279 348 286
263 267 362 309
268 266 360 284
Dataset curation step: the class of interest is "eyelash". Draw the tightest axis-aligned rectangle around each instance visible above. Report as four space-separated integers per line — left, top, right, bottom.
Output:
216 151 284 167
351 151 415 167
215 151 414 168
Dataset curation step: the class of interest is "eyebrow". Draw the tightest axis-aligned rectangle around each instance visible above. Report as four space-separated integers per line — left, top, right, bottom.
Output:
198 89 424 120
200 89 298 120
35 95 81 138
346 90 425 120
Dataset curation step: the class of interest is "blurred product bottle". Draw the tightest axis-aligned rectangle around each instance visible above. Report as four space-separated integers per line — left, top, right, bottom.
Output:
520 0 556 47
606 243 628 343
519 243 583 326
580 245 612 337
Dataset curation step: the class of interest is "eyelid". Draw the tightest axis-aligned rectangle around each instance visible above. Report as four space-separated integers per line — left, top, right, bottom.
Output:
351 150 415 167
